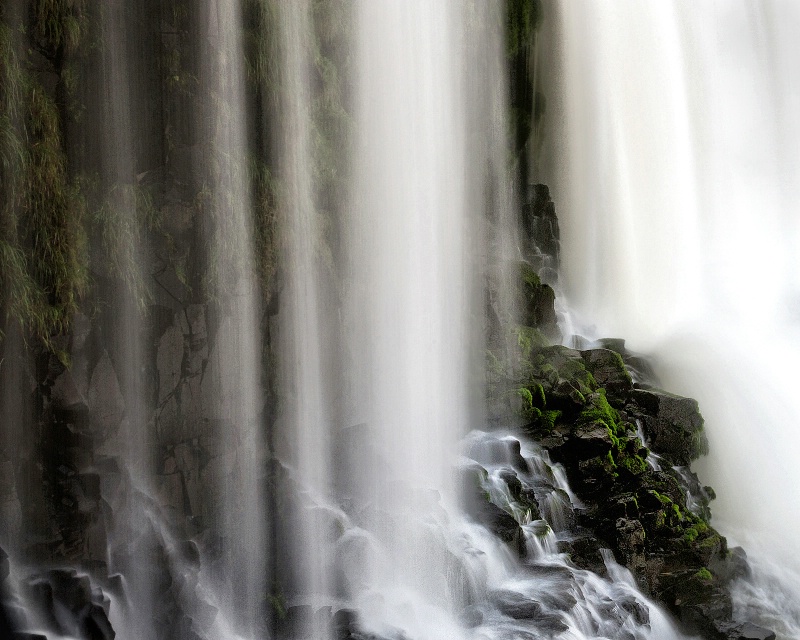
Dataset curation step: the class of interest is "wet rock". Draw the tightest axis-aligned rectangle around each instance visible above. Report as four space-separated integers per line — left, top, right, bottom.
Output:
724 622 777 640
536 615 569 634
558 533 606 575
24 569 115 640
499 469 523 502
459 605 483 628
490 589 543 619
497 631 539 640
88 352 125 437
50 369 88 411
580 348 633 407
618 596 649 626
462 466 525 554
157 324 184 404
630 389 708 466
332 608 401 640
489 587 569 634
479 502 524 552
0 548 8 583
467 437 529 472
522 183 561 270
551 422 614 461
709 546 750 584
182 305 208 377
530 586 577 612
616 518 646 569
518 262 559 339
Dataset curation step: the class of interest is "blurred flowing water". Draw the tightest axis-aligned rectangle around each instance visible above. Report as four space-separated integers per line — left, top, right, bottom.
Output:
539 1 800 636
3 1 780 639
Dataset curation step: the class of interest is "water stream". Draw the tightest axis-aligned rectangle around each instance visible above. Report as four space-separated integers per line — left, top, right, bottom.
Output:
3 1 796 638
538 1 800 636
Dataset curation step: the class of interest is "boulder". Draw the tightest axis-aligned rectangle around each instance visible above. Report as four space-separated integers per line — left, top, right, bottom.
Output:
518 262 559 339
581 348 633 407
467 437 529 472
630 389 708 465
490 589 543 619
725 622 776 640
550 422 614 462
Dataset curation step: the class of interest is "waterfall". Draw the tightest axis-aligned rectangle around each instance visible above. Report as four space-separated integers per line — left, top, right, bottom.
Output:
540 0 800 635
4 0 796 638
275 0 333 633
200 1 267 634
340 2 477 634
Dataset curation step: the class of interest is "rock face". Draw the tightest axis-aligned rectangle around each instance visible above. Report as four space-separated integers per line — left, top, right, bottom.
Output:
522 183 561 281
483 183 776 640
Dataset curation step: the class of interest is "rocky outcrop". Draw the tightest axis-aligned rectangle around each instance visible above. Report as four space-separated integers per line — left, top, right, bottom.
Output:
629 388 709 466
482 183 776 640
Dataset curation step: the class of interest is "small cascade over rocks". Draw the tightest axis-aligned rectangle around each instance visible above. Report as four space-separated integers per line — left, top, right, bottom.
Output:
461 429 678 640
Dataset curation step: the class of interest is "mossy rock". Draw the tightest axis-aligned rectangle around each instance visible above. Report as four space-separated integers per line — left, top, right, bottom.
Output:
517 261 559 338
580 348 633 407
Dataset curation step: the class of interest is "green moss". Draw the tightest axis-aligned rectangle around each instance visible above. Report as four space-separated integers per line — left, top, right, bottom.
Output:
540 409 561 430
620 454 648 476
672 503 683 521
683 525 703 543
268 590 287 619
514 325 548 358
516 387 534 412
506 0 542 59
31 0 89 59
0 25 88 356
520 261 541 288
90 181 159 311
250 159 280 298
579 390 622 434
698 533 721 550
694 568 712 581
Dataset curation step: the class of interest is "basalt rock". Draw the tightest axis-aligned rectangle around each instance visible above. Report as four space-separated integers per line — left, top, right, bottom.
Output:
580 348 633 407
518 262 560 341
629 388 708 466
23 569 115 640
522 184 561 276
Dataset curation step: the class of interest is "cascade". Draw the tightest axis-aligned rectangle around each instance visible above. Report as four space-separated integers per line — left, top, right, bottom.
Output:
539 0 800 636
0 0 793 639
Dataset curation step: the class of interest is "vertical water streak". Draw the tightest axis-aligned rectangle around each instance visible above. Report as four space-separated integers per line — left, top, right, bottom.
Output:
539 0 703 342
345 2 487 635
275 1 332 634
541 1 800 633
94 2 154 638
201 0 266 633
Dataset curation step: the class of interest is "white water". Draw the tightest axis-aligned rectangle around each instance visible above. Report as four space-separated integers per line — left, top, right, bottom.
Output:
275 0 334 635
8 1 794 638
200 0 266 634
345 1 473 631
540 0 800 634
93 2 156 638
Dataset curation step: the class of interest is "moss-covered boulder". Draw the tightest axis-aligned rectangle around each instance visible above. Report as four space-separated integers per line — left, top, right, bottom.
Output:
580 348 633 407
